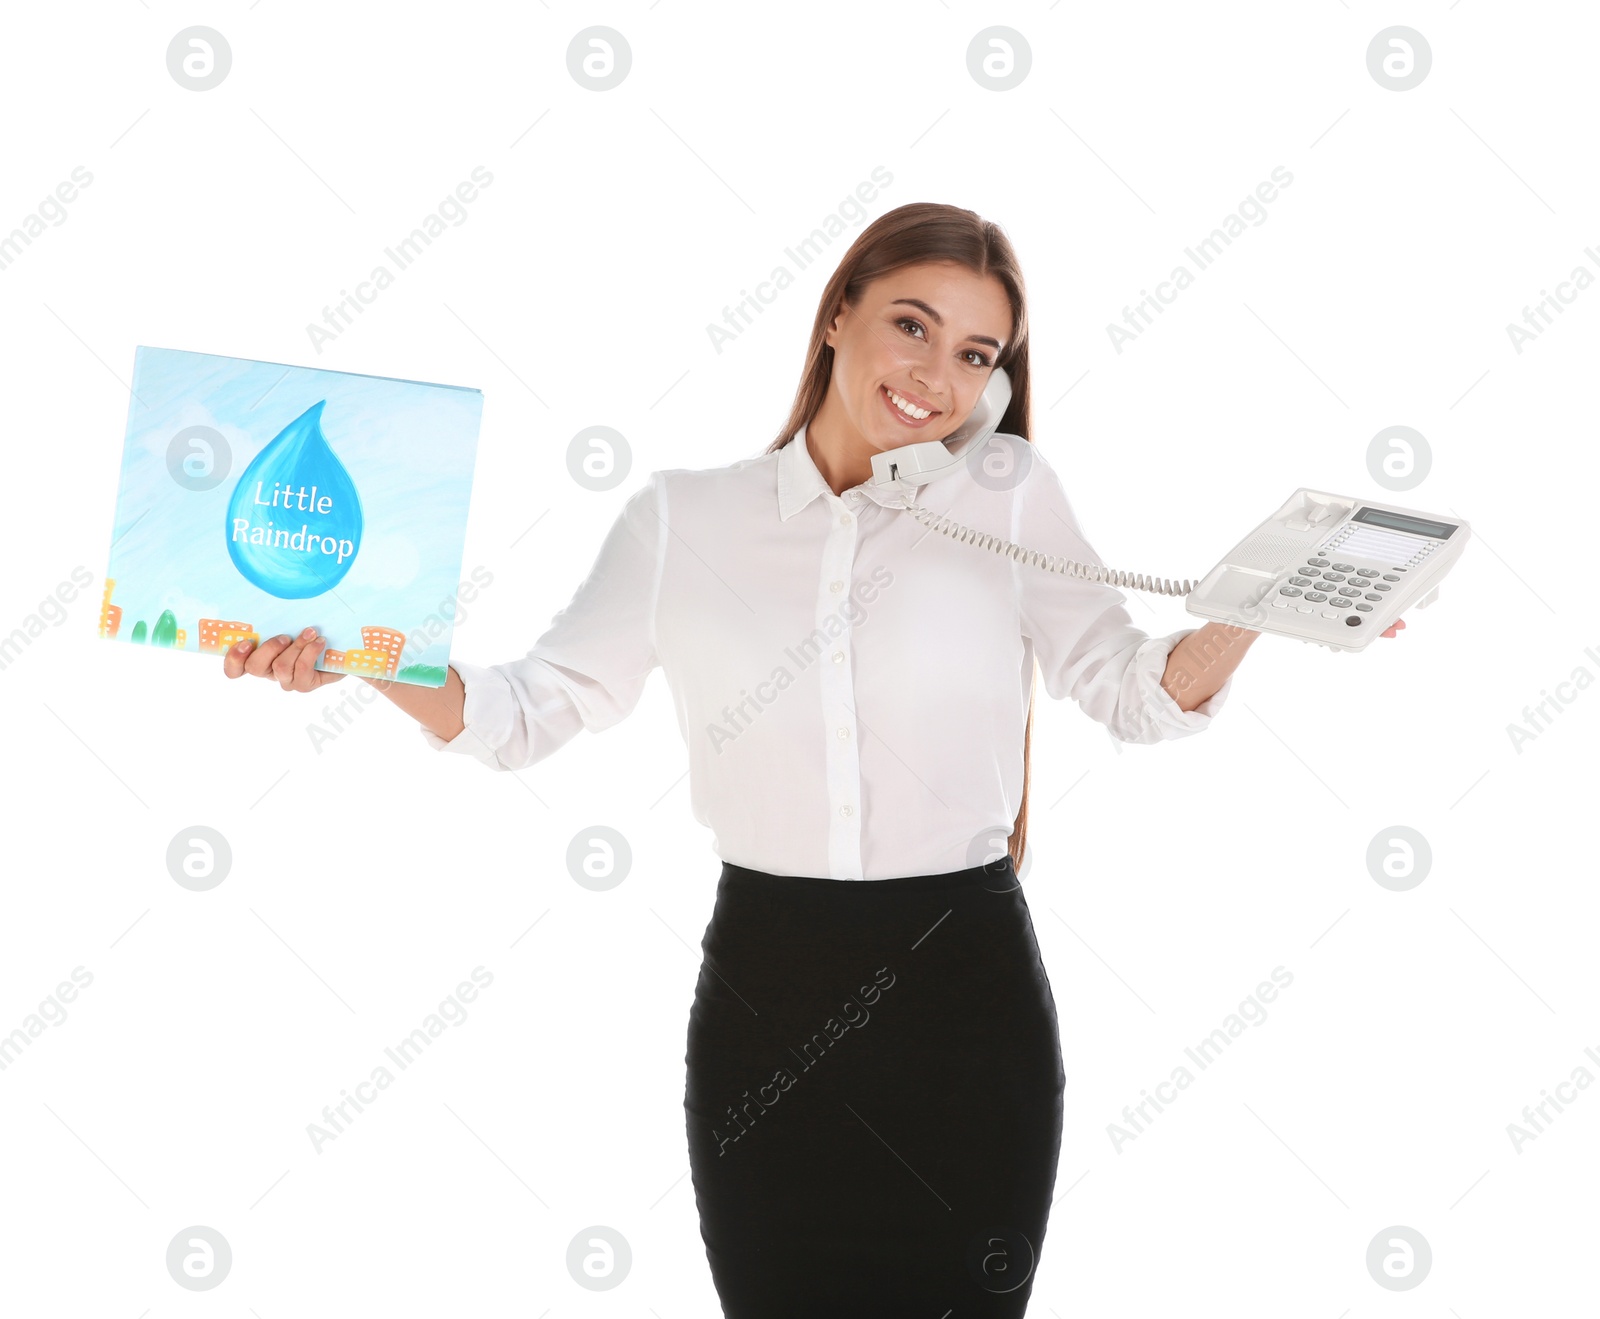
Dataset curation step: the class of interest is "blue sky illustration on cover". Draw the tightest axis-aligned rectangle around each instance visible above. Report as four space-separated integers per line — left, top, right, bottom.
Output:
101 346 482 688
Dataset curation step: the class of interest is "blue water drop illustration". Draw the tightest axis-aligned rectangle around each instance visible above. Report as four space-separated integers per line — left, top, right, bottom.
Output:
225 400 364 599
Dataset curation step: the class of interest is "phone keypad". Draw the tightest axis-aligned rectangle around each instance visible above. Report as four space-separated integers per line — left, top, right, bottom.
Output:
1271 553 1413 627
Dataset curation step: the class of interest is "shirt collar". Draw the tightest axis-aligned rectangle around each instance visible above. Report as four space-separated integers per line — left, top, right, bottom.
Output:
777 423 926 521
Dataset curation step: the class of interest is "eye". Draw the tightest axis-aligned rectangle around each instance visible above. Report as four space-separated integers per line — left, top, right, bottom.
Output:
897 317 993 369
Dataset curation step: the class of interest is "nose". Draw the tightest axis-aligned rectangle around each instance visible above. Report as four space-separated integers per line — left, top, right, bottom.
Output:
908 362 947 406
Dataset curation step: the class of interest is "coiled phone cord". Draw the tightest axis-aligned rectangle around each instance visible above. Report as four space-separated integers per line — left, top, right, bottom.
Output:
901 498 1196 598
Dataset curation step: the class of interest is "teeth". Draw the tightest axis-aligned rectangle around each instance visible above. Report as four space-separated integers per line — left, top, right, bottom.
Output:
887 388 932 420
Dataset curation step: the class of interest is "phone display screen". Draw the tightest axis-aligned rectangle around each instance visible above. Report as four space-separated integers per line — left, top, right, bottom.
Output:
1351 507 1458 539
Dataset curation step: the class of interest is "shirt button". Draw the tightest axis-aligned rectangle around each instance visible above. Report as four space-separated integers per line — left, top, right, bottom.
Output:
839 513 851 525
837 726 850 739
829 580 843 593
840 804 854 817
832 650 844 663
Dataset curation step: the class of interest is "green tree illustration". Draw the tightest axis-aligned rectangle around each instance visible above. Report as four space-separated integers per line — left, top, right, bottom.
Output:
130 620 148 643
151 610 178 647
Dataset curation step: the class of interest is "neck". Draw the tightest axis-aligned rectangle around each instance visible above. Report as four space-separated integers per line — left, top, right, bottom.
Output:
805 393 872 498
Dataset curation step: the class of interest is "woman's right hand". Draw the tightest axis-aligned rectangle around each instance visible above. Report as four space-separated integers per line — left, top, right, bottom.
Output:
222 627 346 693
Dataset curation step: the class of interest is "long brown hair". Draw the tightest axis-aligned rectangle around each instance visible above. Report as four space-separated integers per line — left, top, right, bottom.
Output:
762 201 1037 873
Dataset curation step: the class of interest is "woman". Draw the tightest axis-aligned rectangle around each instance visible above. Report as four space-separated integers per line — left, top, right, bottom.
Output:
226 202 1400 1315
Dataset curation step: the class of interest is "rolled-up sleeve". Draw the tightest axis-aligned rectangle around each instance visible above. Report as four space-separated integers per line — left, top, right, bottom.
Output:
1015 446 1231 744
422 470 665 770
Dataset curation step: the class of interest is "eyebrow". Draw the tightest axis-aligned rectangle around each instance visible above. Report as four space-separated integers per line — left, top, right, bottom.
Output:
889 298 1004 352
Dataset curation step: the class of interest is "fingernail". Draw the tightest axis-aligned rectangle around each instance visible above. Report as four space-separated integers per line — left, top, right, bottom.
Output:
301 626 316 640
274 634 291 644
234 640 252 653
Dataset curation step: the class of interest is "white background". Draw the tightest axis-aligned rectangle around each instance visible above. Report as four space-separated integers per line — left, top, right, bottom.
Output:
1 2 1594 1314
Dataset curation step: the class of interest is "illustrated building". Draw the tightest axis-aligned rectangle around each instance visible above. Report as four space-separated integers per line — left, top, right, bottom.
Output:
98 578 122 641
362 627 405 669
198 618 259 654
340 626 405 678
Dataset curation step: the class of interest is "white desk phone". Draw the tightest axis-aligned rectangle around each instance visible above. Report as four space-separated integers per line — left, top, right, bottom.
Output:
866 368 1470 653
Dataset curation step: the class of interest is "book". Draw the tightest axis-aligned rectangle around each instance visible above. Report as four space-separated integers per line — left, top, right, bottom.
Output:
100 346 482 688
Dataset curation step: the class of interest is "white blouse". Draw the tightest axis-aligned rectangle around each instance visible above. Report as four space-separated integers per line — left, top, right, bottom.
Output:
422 424 1232 880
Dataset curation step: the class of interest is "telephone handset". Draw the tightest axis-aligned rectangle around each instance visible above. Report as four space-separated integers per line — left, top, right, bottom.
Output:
865 368 1470 652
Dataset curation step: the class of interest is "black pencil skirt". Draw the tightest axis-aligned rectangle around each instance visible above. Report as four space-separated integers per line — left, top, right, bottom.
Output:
683 854 1066 1316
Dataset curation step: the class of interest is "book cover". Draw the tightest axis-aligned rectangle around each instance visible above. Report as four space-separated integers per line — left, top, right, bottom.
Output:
100 346 483 688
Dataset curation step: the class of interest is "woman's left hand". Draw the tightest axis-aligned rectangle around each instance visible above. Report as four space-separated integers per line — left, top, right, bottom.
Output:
1381 617 1406 638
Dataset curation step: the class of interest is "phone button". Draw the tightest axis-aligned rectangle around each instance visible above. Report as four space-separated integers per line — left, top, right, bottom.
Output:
1296 603 1315 613
1320 609 1338 619
1355 604 1373 612
1345 615 1362 627
1279 586 1303 597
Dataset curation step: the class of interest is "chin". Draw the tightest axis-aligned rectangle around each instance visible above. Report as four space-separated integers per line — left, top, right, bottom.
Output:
870 412 956 449
891 419 959 445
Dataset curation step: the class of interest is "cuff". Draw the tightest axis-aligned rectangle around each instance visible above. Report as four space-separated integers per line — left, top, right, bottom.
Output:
417 660 516 771
1125 628 1234 741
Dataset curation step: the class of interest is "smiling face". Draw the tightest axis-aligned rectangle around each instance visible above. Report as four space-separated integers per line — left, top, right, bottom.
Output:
818 259 1014 461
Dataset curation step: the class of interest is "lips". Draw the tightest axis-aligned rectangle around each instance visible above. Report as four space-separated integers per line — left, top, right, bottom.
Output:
879 384 940 428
